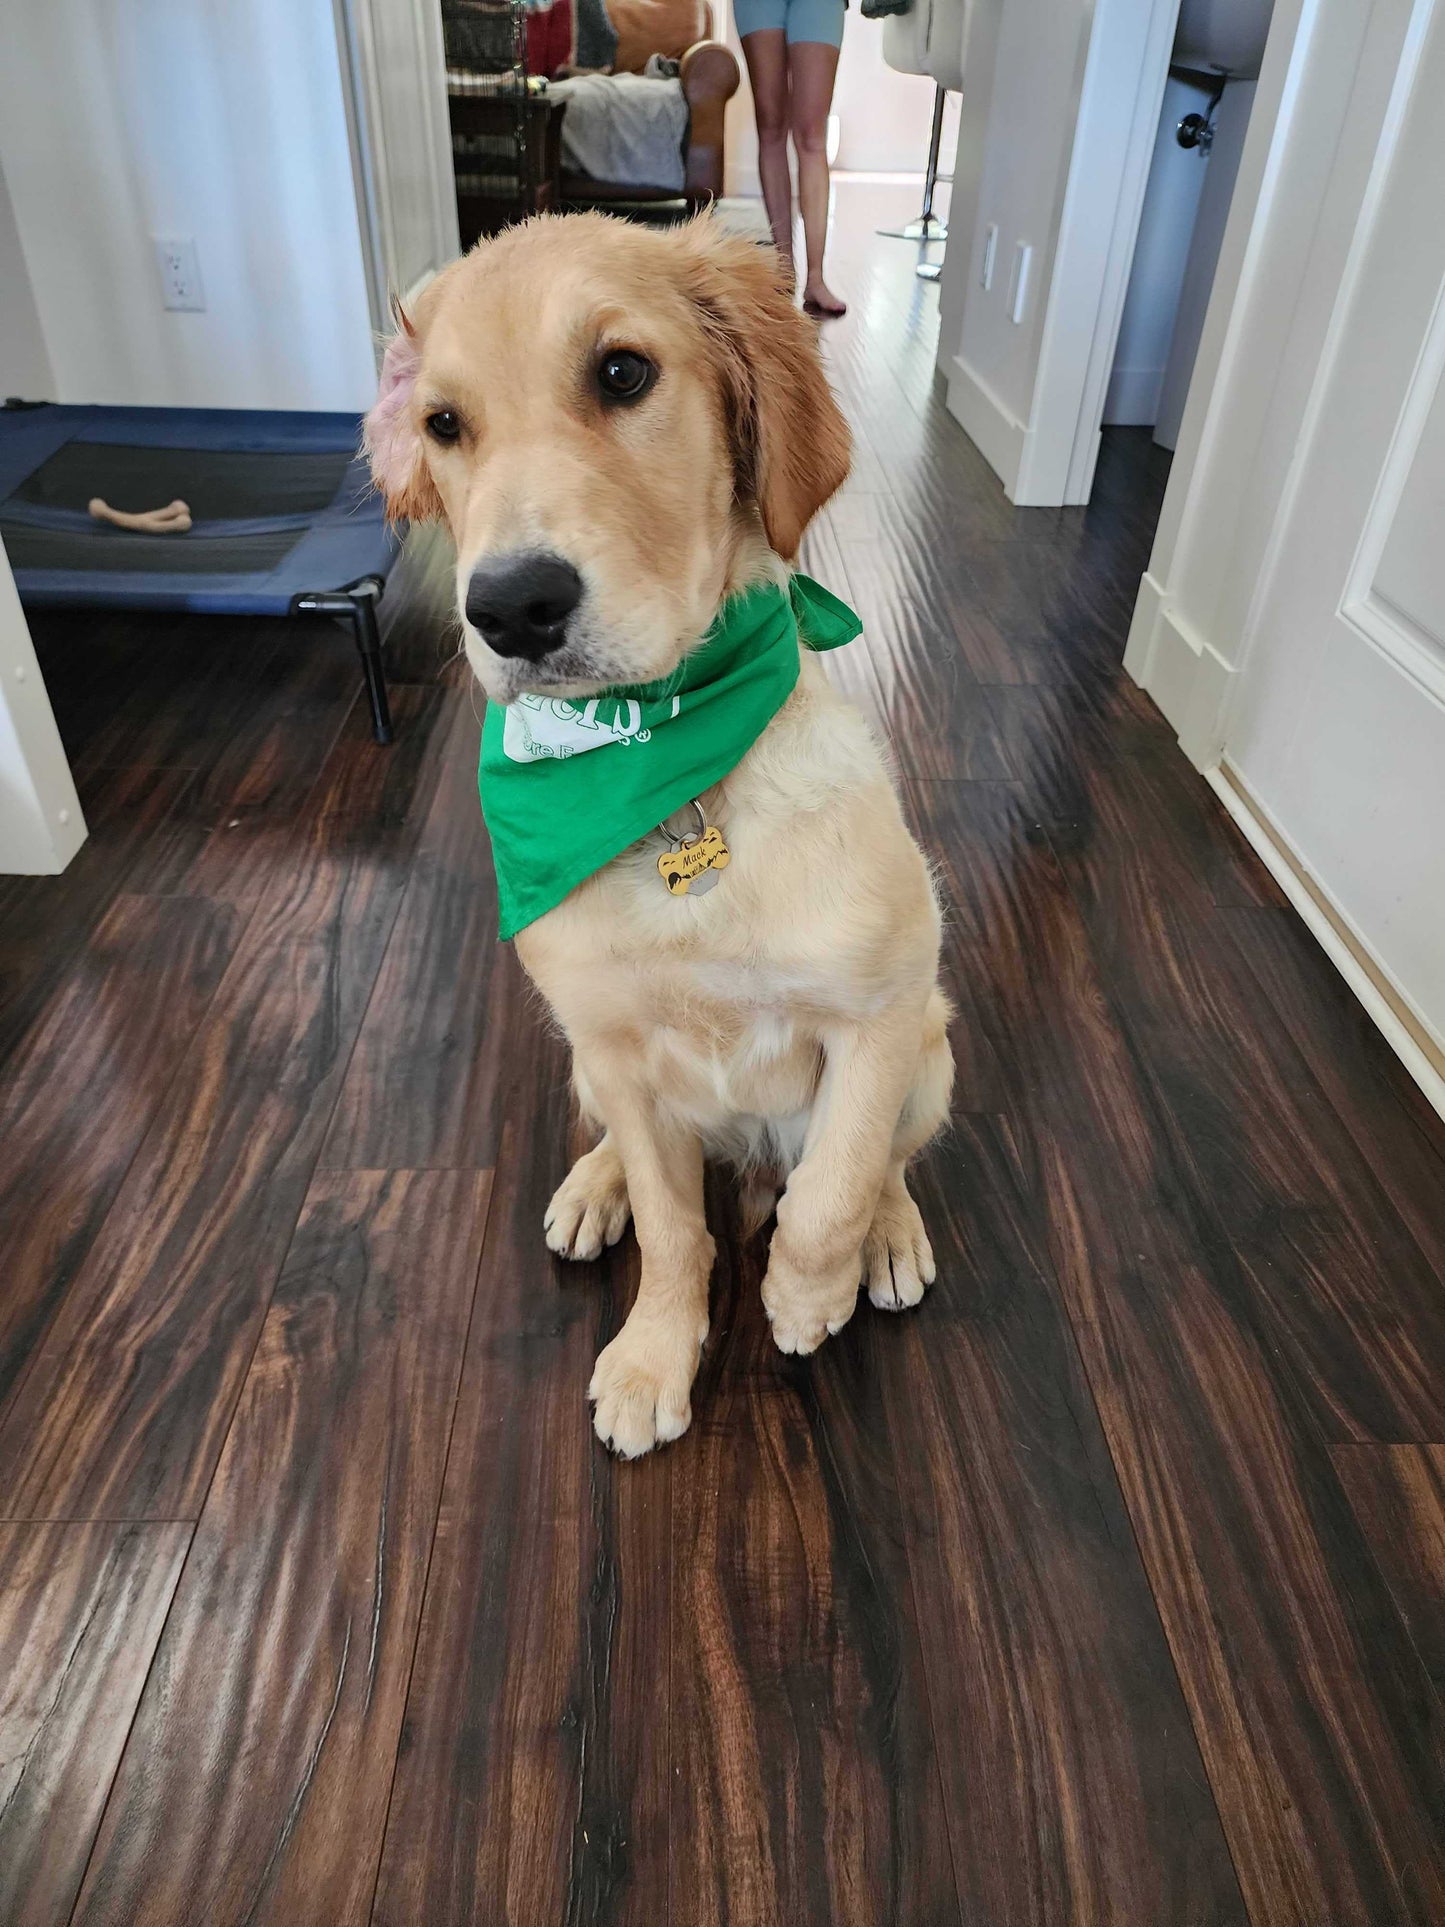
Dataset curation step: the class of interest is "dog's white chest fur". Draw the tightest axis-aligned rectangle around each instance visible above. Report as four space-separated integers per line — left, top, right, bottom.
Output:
518 662 939 1148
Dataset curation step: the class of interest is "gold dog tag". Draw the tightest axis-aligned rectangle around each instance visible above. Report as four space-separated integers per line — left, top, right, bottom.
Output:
658 824 731 897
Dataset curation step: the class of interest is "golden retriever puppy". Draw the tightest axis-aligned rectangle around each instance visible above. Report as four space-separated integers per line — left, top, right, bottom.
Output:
366 213 951 1456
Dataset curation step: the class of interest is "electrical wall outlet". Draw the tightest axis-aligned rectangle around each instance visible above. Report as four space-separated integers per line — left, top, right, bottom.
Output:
155 236 205 312
981 223 999 291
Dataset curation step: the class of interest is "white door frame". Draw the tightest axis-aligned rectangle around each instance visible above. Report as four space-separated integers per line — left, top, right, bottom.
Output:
332 0 460 339
0 539 85 874
1125 0 1387 764
1014 0 1181 505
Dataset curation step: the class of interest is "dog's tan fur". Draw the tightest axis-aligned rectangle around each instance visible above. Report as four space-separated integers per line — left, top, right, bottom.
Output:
367 214 950 1456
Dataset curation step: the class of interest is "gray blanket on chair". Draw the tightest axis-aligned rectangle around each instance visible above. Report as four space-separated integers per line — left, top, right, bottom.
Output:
549 70 688 193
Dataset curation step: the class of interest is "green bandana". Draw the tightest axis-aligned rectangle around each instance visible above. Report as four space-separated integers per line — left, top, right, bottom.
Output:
478 572 862 939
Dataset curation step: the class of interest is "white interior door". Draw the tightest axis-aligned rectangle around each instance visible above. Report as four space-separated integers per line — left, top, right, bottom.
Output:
1222 0 1445 1054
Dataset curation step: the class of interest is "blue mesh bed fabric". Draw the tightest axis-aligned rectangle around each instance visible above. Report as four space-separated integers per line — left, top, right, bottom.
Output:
0 405 398 617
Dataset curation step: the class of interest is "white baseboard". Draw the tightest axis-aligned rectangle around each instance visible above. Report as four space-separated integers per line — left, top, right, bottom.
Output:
1208 765 1445 1122
1103 364 1163 426
1123 572 1235 768
1123 568 1165 682
945 355 1026 497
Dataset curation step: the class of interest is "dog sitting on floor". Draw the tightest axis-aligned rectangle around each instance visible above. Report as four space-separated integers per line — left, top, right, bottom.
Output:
365 213 951 1456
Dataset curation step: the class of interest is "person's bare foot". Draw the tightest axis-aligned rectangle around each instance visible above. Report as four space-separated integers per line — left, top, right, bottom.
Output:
802 277 847 318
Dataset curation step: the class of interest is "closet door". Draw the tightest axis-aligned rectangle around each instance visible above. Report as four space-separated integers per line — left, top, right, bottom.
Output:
1223 0 1445 1056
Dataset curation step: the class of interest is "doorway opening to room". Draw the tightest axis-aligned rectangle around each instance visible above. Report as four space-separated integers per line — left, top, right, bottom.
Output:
1105 2 1274 451
933 0 1278 508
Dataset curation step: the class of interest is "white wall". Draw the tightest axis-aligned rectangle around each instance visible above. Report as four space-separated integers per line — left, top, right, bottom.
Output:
1105 75 1211 427
935 0 1006 391
0 161 53 401
0 0 378 413
943 0 1094 460
834 27 960 174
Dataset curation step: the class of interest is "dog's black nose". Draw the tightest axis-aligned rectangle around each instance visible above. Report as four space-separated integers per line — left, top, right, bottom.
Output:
465 551 583 661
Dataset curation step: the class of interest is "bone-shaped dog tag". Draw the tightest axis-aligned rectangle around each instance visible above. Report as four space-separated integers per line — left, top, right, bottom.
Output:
657 824 730 897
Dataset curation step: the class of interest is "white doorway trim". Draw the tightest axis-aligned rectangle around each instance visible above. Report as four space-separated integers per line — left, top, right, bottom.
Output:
332 0 459 344
1123 0 1380 765
0 539 85 875
1014 0 1181 505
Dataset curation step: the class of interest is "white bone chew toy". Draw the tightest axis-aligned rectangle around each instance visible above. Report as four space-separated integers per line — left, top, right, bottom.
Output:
88 496 192 533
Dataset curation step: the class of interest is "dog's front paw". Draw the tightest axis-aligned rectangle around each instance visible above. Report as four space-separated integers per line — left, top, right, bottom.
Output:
589 1309 707 1458
864 1178 936 1312
762 1243 861 1355
545 1141 631 1261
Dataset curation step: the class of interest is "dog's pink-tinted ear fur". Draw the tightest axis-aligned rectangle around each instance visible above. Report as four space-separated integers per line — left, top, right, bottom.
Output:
363 310 442 523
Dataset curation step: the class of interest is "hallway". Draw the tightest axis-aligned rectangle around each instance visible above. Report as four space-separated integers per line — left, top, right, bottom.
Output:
1 185 1443 1925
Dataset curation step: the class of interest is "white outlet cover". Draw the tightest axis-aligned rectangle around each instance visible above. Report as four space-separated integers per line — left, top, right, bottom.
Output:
155 236 205 312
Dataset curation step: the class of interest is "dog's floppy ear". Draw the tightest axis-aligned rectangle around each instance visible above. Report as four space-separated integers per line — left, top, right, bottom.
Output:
680 223 851 560
363 299 443 524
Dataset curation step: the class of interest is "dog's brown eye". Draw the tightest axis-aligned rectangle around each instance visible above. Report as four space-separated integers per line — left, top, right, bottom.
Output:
426 409 461 443
596 350 654 404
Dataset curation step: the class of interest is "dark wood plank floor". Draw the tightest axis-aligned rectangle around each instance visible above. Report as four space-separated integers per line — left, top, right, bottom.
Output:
2 184 1442 1926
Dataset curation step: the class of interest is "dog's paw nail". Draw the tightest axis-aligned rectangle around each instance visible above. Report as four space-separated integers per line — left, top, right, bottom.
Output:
868 1280 922 1311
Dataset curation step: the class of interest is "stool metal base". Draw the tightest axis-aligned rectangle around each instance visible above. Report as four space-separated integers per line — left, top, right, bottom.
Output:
879 214 949 242
878 86 950 244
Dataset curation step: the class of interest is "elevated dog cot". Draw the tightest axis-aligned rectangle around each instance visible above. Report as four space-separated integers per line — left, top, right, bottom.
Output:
0 403 400 743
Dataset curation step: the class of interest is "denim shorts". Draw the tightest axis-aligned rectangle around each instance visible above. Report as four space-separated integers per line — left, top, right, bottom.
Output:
733 0 845 48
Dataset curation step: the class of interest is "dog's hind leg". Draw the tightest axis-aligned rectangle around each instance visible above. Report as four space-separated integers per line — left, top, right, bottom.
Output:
864 1165 936 1311
545 1131 632 1261
866 987 953 1312
739 1170 780 1237
762 988 933 1354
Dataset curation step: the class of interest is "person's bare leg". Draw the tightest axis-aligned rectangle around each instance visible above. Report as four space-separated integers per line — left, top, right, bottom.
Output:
789 39 844 315
740 30 794 276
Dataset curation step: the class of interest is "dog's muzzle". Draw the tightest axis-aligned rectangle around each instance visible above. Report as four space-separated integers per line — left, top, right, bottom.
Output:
465 549 583 662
